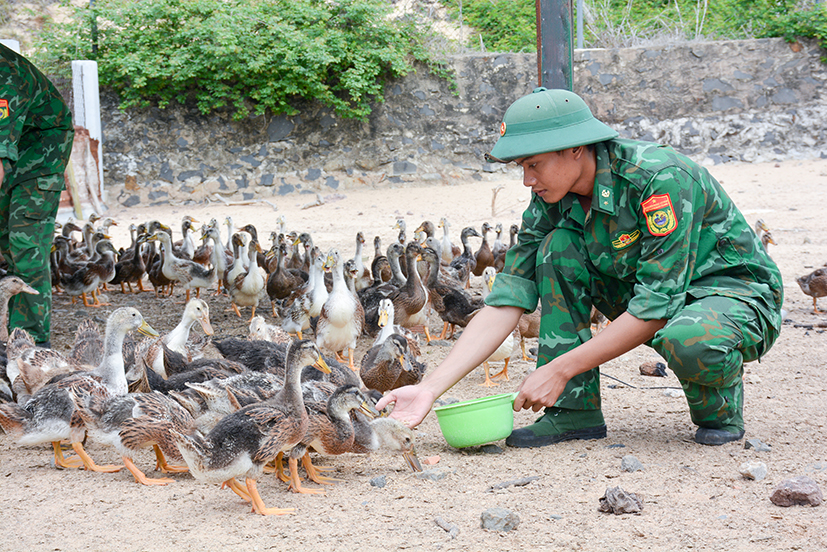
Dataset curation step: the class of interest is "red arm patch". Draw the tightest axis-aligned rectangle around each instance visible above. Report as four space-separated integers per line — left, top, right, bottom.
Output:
641 193 677 236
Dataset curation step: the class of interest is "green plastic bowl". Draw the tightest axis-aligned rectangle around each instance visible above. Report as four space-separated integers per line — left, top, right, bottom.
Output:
434 392 517 448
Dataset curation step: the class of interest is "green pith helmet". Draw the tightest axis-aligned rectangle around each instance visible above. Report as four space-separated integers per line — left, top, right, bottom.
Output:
487 88 619 163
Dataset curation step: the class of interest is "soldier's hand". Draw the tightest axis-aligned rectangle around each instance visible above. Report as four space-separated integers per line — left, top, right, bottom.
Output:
514 360 572 412
375 384 436 429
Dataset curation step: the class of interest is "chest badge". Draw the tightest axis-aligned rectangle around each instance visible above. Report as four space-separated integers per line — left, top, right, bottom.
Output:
641 193 677 236
612 229 641 249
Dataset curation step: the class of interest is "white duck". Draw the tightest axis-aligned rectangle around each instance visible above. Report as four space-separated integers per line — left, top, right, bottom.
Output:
227 237 267 321
316 248 364 370
135 299 214 379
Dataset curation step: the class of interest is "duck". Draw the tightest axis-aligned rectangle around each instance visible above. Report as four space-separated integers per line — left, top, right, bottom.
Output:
447 226 481 288
371 235 392 283
147 230 217 302
110 232 149 294
422 246 483 340
360 298 426 393
228 238 268 321
387 242 428 334
393 218 408 277
359 242 406 336
491 223 510 272
5 327 74 405
73 389 194 485
438 217 462 265
350 232 372 292
316 249 364 370
472 222 495 277
494 223 519 272
0 275 39 342
307 249 329 320
60 238 119 307
135 299 214 379
754 219 776 255
200 223 227 295
349 415 421 472
797 267 827 313
222 232 249 296
266 242 308 313
288 385 378 489
171 339 331 515
0 307 158 471
172 216 199 259
249 315 292 344
146 240 174 296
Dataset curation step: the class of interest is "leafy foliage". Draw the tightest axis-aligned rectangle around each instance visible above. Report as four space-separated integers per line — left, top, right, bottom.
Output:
35 0 452 120
446 0 827 53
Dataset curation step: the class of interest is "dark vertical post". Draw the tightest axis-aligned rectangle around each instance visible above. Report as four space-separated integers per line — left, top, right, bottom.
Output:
535 0 574 91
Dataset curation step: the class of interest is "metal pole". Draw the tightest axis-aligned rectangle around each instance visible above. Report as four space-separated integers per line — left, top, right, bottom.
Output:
577 0 584 49
535 0 574 91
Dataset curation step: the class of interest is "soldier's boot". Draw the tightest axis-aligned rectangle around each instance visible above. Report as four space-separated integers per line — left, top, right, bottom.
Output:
505 407 606 448
683 379 745 446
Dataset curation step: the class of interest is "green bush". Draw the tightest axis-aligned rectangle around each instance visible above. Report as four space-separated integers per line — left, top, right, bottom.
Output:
446 0 827 54
35 0 452 120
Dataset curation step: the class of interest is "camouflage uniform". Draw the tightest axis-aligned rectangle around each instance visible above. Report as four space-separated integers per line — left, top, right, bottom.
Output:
486 139 783 432
0 44 74 343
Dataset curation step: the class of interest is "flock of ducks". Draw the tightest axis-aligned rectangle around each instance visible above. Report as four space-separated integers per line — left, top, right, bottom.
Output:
0 212 528 515
0 210 821 515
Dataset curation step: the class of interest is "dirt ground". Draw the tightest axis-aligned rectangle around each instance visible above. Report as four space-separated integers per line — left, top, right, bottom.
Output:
1 158 826 552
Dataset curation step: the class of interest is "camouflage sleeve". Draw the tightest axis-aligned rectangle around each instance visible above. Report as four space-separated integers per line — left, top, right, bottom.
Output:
626 164 701 321
484 195 552 312
0 59 31 162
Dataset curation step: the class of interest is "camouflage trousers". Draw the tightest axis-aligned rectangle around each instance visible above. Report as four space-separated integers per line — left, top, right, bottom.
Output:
535 227 778 431
0 175 62 343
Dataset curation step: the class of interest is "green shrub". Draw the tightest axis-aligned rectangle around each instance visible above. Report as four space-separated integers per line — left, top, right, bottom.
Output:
446 0 827 53
35 0 452 120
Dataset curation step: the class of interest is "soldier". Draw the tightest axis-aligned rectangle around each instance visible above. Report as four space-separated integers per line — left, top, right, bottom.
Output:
0 44 74 347
377 88 782 447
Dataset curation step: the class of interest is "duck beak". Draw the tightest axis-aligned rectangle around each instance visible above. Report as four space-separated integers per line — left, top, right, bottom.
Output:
403 450 422 472
313 355 331 374
378 309 388 327
199 316 214 336
138 320 160 338
359 401 380 419
20 283 39 296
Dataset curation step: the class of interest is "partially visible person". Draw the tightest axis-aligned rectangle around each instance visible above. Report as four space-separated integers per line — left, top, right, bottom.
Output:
0 44 74 347
377 87 782 448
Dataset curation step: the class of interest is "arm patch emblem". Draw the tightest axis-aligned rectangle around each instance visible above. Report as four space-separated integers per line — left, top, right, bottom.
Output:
0 99 8 120
641 193 677 236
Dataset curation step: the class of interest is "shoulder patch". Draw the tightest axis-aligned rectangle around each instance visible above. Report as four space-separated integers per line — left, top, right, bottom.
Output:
641 193 677 236
0 99 8 120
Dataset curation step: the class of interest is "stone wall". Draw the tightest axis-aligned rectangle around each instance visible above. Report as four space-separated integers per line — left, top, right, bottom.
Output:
101 37 826 207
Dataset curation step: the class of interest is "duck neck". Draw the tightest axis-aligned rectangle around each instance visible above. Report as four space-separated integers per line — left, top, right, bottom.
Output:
93 324 129 395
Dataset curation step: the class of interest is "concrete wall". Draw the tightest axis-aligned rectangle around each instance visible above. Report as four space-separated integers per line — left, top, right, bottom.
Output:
101 37 826 208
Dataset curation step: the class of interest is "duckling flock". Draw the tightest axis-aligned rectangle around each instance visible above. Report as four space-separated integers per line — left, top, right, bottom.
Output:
0 212 523 515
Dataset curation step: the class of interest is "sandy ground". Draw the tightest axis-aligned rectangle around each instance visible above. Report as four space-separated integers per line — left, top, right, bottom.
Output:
1 158 826 552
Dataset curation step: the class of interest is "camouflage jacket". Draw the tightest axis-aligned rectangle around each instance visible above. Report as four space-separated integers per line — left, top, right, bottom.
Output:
0 44 73 189
486 139 783 331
